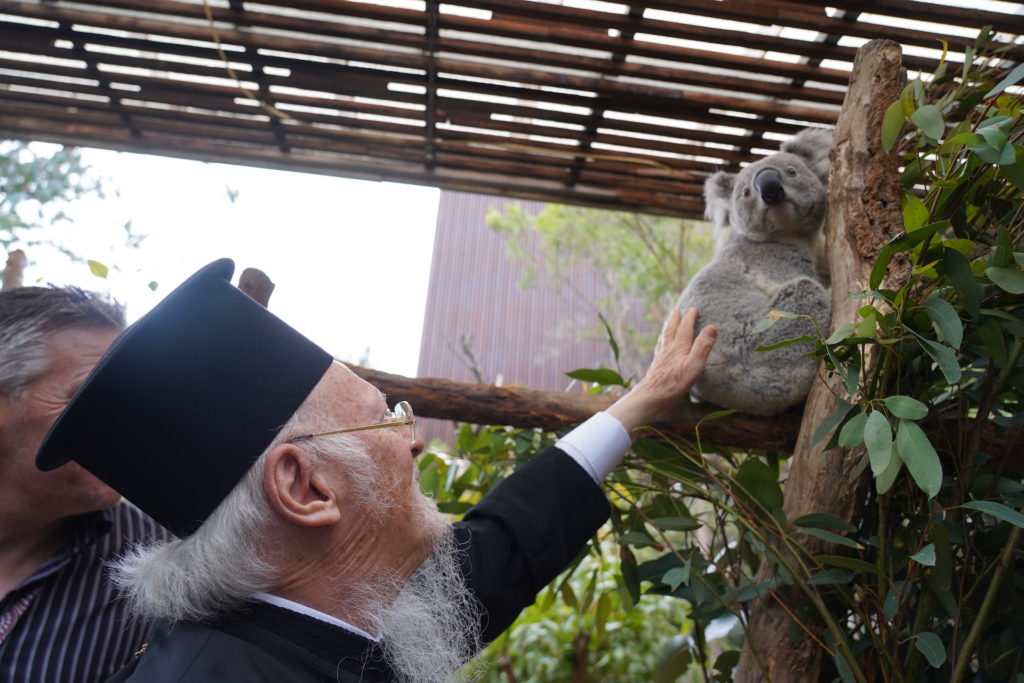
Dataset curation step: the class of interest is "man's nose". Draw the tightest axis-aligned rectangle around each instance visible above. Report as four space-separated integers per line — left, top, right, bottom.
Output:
410 431 425 458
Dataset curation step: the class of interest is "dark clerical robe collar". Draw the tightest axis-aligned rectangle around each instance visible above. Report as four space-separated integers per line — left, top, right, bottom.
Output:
212 601 396 682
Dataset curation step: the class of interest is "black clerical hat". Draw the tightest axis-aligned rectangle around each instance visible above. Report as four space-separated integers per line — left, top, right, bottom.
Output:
36 258 334 537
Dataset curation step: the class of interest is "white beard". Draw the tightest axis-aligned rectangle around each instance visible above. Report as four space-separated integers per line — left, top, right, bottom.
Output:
377 528 483 683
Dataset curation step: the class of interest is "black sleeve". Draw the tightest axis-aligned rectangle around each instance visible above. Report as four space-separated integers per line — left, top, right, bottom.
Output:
453 447 611 644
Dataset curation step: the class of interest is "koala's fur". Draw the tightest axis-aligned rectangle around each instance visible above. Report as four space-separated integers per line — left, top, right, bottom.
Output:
677 128 833 416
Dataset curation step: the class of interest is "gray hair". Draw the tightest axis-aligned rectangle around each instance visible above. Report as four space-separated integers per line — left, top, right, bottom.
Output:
112 395 382 623
0 285 125 398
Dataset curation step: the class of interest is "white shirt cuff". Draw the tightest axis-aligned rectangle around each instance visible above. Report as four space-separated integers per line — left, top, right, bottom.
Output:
555 411 632 483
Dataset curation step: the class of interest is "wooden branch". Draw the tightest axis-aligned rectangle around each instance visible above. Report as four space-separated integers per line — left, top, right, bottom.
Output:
2 249 26 290
736 39 907 683
347 364 805 451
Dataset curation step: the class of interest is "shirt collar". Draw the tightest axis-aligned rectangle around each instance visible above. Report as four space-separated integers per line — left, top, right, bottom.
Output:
251 592 380 642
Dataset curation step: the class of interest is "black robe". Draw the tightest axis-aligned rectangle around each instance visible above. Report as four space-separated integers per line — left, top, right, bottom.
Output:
109 447 610 682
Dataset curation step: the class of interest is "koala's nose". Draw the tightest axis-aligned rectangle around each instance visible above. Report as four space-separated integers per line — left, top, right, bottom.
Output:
754 168 785 206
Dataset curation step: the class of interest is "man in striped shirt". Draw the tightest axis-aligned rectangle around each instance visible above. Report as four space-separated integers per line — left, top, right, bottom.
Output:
0 286 170 683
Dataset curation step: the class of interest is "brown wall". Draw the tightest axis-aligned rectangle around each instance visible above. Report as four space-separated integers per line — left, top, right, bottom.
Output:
416 190 623 446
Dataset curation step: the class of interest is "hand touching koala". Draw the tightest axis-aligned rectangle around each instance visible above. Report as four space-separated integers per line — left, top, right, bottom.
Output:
677 128 833 416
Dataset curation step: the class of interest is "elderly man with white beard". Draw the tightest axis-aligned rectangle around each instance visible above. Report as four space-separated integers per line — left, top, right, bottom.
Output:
36 259 717 683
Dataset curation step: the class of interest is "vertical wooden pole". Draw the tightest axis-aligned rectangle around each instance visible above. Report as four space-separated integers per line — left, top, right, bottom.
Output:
2 249 27 290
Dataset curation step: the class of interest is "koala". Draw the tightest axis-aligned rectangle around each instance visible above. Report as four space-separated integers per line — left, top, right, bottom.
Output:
677 128 833 416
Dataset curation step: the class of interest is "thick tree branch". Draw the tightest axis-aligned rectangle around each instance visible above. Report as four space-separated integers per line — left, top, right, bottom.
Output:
347 363 804 450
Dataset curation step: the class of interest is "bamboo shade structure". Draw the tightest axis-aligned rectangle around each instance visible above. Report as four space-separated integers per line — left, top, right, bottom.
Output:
1 0 1021 218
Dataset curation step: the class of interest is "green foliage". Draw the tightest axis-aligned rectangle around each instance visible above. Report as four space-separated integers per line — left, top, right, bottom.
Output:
486 203 714 379
437 38 1023 683
732 40 1024 681
1 140 104 255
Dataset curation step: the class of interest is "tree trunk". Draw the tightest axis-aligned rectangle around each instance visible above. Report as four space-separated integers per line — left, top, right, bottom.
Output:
735 39 907 682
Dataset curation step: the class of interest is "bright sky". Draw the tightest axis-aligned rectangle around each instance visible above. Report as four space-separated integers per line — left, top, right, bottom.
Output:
18 148 440 377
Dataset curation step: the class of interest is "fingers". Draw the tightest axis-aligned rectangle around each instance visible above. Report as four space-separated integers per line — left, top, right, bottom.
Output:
689 324 718 365
677 307 698 350
655 307 681 355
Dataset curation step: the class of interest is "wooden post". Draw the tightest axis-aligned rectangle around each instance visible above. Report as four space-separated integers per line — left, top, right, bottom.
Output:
735 40 907 681
238 267 275 307
2 249 27 290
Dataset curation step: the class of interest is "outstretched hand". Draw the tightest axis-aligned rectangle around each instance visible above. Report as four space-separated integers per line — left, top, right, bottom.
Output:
605 308 717 434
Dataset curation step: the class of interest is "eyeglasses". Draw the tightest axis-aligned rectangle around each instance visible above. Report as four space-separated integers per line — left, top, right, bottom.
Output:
286 400 418 445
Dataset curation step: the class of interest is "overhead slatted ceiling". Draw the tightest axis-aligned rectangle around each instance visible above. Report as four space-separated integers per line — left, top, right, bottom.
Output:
1 0 1021 218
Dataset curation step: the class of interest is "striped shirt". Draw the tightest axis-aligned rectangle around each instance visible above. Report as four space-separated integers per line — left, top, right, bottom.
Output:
0 501 171 683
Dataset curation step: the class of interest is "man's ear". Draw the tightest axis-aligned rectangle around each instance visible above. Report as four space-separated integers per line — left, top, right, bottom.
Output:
262 443 342 527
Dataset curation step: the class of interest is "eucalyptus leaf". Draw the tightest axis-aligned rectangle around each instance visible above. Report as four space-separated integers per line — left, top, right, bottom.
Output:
598 312 620 364
566 367 626 386
910 543 936 566
914 632 947 668
911 104 945 139
755 335 815 352
913 334 962 384
987 62 1024 97
896 420 942 499
882 585 900 622
838 412 868 448
651 516 702 532
662 566 690 592
961 500 1024 528
825 322 856 345
977 317 1009 368
801 527 862 550
87 260 109 279
875 439 903 495
902 193 930 231
816 555 880 575
995 227 1013 268
811 400 854 446
986 266 1024 294
881 99 905 153
734 458 784 514
940 247 980 318
655 634 692 683
808 568 855 585
794 513 858 533
978 121 1009 151
923 295 963 347
864 411 893 477
752 316 777 334
883 395 928 420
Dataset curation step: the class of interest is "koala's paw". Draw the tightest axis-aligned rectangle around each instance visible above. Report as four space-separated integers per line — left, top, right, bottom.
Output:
771 277 830 320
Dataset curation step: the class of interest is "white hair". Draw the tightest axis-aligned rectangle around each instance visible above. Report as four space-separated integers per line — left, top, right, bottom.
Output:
112 396 379 623
378 529 484 683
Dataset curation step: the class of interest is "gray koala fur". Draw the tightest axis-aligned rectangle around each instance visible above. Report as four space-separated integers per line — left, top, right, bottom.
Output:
677 128 833 416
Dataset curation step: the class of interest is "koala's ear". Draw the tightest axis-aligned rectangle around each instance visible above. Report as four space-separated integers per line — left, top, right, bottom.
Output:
781 128 833 185
703 170 735 234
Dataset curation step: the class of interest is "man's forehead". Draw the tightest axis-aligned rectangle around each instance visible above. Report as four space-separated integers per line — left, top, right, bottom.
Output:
325 362 383 403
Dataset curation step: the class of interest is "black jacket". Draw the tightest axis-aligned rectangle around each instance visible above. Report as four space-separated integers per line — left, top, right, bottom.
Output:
109 447 610 682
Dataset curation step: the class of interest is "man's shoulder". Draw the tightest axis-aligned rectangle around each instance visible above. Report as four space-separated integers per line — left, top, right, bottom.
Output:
109 621 304 683
112 617 374 683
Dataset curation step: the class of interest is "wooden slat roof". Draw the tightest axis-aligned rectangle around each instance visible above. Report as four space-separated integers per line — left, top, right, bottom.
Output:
1 0 1021 218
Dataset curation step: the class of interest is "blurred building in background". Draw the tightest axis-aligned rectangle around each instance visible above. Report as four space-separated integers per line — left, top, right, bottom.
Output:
416 190 623 446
